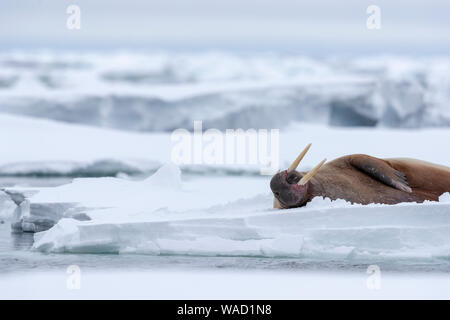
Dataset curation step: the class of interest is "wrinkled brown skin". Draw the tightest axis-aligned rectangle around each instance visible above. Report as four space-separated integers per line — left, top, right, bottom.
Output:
272 154 450 209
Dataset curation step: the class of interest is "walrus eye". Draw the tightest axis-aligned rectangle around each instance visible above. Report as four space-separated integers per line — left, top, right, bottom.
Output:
286 172 300 184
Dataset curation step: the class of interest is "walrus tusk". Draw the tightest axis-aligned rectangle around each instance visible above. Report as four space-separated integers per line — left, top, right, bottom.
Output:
298 158 327 185
287 143 312 173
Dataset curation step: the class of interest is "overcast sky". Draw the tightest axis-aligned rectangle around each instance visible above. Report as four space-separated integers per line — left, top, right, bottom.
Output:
1 0 449 55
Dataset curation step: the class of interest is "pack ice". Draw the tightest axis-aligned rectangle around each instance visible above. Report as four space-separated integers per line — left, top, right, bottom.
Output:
5 163 450 260
1 52 450 131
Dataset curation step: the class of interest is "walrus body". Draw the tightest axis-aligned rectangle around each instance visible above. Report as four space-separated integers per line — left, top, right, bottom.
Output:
271 152 450 209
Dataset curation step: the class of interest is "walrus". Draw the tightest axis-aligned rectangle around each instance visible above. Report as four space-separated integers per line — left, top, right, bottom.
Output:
271 144 450 209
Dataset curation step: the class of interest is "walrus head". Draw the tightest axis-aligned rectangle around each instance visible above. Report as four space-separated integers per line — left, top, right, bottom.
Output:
270 144 326 208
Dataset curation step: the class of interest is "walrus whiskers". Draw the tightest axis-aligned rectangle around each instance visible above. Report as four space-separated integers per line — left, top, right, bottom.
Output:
298 158 327 185
287 143 311 173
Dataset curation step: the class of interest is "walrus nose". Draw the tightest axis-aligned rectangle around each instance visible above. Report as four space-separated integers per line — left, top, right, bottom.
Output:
270 171 302 206
270 171 285 195
270 169 312 208
270 171 284 187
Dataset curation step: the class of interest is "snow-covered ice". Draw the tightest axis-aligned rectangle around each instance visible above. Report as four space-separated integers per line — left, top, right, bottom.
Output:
28 171 450 260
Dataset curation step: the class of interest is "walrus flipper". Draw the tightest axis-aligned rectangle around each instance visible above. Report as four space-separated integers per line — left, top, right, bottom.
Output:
350 155 412 193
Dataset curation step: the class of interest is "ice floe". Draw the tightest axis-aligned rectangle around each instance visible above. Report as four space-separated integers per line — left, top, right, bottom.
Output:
7 162 449 261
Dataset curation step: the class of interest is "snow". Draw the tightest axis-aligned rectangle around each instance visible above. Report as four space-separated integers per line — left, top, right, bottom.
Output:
1 270 450 299
0 113 169 171
27 164 267 215
8 164 269 233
